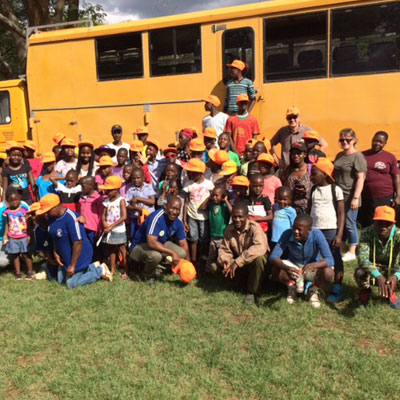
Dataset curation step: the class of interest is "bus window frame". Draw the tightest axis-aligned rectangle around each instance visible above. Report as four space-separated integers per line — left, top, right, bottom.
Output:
263 11 328 83
149 24 202 77
0 90 11 125
95 32 144 82
222 26 255 83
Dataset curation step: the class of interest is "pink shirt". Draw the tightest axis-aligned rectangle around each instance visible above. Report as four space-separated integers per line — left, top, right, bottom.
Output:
77 191 104 233
262 175 282 205
3 206 28 239
120 182 133 199
27 158 43 179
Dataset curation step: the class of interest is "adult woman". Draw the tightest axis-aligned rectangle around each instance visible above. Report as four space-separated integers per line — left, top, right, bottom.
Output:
360 131 400 227
333 128 367 263
55 138 78 178
283 141 311 214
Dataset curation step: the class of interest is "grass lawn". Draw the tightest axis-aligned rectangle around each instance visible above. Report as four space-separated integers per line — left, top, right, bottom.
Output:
1 263 400 400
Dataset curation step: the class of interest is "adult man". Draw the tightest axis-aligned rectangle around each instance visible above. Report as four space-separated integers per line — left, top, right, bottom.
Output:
270 214 334 308
202 95 229 137
218 201 267 305
355 206 400 309
130 196 190 281
107 124 130 162
270 107 328 169
36 194 112 289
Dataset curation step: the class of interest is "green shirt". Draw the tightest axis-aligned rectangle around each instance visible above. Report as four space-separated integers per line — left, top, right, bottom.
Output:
209 202 230 238
229 151 241 168
357 225 400 280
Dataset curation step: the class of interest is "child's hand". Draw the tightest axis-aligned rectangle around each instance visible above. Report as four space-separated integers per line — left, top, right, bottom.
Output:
104 226 112 233
3 237 8 245
77 216 86 224
27 236 31 244
138 154 148 165
184 222 189 233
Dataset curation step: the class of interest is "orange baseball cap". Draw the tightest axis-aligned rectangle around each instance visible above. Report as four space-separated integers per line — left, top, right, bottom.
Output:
27 202 41 214
209 149 229 165
286 106 300 116
184 158 206 173
203 127 217 139
189 138 206 152
130 140 144 152
247 139 256 148
219 160 238 176
303 130 320 141
313 157 335 181
163 147 178 156
6 140 25 152
172 259 197 283
24 140 36 151
41 152 56 163
232 175 250 187
236 94 250 103
61 138 76 147
78 139 94 148
0 152 6 160
373 206 396 223
257 153 275 165
202 95 221 108
136 126 149 135
98 155 114 167
98 175 124 191
36 194 61 216
53 132 66 144
257 136 272 152
138 208 151 226
227 59 246 71
147 138 160 150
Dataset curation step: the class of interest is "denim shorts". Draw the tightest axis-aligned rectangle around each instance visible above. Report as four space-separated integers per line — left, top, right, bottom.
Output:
188 216 210 243
103 231 127 245
5 237 29 254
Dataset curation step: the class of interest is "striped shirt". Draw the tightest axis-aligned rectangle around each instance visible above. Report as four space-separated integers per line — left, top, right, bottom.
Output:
224 78 256 114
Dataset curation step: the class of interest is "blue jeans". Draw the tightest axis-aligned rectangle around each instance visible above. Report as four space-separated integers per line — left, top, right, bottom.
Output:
321 229 344 273
345 205 359 246
188 216 210 243
58 262 103 289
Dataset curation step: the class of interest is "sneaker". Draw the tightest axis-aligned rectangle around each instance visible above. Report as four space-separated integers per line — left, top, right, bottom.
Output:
309 290 321 308
34 271 47 280
358 288 371 307
100 263 113 282
25 273 35 281
244 293 255 305
342 252 356 262
327 283 343 303
389 292 400 309
287 284 297 305
15 273 22 280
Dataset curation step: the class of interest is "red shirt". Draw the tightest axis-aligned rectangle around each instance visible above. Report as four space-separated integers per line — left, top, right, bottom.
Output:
224 114 260 155
28 158 43 179
362 149 399 198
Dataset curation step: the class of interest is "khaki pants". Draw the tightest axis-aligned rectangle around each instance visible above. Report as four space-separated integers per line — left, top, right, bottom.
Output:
130 241 186 277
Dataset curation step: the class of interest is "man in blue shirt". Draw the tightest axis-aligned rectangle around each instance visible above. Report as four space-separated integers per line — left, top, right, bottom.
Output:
270 214 334 308
130 196 190 281
36 193 112 288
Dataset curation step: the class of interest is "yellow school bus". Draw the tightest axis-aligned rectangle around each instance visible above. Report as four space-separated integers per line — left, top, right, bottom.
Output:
0 0 399 159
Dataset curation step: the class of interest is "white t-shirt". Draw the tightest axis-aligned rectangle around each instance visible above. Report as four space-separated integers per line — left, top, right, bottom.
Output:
55 159 78 178
103 196 126 233
308 184 344 230
107 142 130 162
183 179 214 221
202 112 229 137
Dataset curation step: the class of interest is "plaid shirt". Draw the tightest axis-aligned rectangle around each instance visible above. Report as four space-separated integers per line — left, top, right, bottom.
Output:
357 225 400 280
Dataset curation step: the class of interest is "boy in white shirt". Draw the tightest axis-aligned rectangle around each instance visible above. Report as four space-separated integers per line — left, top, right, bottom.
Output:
202 95 228 138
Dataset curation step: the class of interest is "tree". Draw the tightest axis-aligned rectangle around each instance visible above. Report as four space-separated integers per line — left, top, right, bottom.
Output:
0 0 106 79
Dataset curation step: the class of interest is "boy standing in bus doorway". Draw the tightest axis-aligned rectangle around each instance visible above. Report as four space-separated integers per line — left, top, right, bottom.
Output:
202 95 228 138
108 125 130 162
224 60 256 115
270 107 328 170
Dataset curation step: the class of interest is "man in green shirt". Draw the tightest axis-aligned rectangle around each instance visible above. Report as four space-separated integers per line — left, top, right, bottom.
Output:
355 206 400 308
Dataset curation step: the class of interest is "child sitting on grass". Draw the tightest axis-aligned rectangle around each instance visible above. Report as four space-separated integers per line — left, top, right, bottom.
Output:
99 176 128 279
3 188 34 280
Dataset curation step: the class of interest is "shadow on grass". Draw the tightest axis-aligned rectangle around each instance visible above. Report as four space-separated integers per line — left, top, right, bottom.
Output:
325 282 360 318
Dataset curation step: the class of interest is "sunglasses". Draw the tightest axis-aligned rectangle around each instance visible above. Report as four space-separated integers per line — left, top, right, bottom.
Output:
339 138 353 144
286 115 298 121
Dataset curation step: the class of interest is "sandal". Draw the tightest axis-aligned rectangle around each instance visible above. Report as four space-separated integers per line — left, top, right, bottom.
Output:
120 273 129 280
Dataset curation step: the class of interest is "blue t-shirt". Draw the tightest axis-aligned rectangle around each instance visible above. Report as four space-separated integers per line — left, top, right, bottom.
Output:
48 209 93 272
34 225 53 252
36 174 64 199
131 208 186 249
0 201 29 241
272 204 297 243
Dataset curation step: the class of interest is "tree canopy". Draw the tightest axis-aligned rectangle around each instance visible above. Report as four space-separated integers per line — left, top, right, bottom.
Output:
0 0 106 79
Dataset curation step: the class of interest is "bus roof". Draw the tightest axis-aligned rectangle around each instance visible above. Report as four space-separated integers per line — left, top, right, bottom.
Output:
28 0 374 45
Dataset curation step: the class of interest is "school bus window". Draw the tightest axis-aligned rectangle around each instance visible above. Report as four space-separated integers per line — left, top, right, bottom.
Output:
96 33 143 81
264 12 327 82
331 2 400 76
150 25 201 76
0 91 10 124
223 28 254 83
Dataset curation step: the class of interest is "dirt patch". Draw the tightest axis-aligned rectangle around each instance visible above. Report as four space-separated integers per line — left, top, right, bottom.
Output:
356 338 390 356
17 352 46 366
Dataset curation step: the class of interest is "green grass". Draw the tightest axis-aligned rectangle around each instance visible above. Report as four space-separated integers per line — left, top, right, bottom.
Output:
1 264 400 400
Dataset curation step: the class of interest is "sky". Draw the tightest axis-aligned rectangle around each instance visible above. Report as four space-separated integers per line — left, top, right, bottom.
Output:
100 0 263 24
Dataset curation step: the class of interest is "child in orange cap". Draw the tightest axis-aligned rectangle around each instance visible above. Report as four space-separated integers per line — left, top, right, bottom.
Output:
36 152 64 198
224 60 256 114
202 95 228 137
95 155 114 187
130 140 152 185
23 141 42 180
76 140 96 179
230 175 249 205
55 138 78 178
99 176 128 278
257 153 282 205
308 157 345 303
183 159 214 268
217 132 241 167
202 127 218 163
